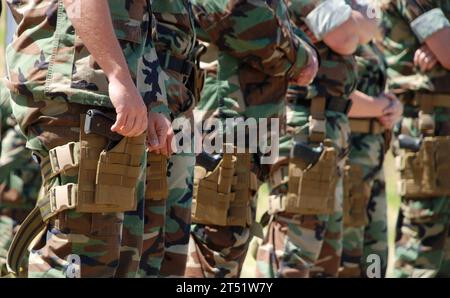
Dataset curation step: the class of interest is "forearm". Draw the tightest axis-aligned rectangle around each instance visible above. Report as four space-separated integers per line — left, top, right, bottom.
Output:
425 27 450 70
348 90 385 118
63 0 132 83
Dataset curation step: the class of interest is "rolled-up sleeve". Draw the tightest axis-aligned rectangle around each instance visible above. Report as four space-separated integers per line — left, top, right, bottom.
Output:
304 0 352 41
410 8 450 42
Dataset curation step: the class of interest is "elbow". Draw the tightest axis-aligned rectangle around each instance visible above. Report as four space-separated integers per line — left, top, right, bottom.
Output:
323 33 359 55
440 58 450 70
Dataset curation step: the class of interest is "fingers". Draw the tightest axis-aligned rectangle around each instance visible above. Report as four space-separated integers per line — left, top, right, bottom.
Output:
414 45 438 72
384 92 398 101
414 48 420 67
147 118 161 151
166 127 174 156
127 110 147 137
111 112 126 133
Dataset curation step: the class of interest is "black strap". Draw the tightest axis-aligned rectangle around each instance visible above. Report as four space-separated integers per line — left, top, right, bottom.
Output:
157 52 193 78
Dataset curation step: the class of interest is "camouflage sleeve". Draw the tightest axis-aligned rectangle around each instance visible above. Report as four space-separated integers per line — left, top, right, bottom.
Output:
152 1 196 58
191 0 312 79
397 0 450 42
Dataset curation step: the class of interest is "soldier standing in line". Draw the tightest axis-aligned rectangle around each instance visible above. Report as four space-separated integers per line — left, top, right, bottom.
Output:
118 0 199 278
340 40 403 277
379 0 450 278
256 0 379 278
184 0 319 278
4 0 173 277
0 7 42 276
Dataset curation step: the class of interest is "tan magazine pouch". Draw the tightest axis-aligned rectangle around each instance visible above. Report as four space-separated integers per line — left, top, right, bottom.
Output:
343 165 370 227
145 152 168 200
285 144 337 215
397 136 450 198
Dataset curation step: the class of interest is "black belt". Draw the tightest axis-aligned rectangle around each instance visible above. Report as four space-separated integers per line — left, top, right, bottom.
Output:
287 95 353 115
157 52 193 79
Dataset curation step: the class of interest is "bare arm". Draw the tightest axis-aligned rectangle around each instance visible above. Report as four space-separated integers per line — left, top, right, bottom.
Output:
348 90 389 118
323 11 378 55
63 0 147 137
424 27 450 70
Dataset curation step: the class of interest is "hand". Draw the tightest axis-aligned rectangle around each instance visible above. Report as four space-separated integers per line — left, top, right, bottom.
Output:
108 75 148 137
378 94 403 130
414 45 438 72
292 45 319 86
146 111 174 157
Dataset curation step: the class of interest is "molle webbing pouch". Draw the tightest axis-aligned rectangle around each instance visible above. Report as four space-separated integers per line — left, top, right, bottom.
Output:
192 147 257 227
145 152 168 200
343 164 370 227
227 152 258 227
192 152 236 226
92 133 144 212
286 142 337 215
397 136 450 198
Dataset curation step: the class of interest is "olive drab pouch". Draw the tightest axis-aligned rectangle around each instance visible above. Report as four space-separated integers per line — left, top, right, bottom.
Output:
192 151 237 226
397 136 450 198
286 141 337 215
145 152 168 200
343 164 370 227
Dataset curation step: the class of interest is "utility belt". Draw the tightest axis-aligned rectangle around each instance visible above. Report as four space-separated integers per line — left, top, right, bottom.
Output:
191 145 259 227
398 92 450 110
342 164 371 227
349 118 385 135
5 110 146 276
286 95 353 115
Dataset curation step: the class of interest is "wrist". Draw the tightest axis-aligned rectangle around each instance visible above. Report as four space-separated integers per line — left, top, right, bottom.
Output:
107 67 133 85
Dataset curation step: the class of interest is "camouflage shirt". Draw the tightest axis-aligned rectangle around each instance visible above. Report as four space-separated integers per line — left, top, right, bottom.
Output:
152 0 196 116
5 0 164 107
286 0 358 102
354 42 387 97
379 0 450 94
191 0 314 120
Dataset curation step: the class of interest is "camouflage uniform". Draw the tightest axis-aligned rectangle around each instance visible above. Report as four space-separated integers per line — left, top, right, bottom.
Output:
5 0 168 278
0 16 41 275
340 43 389 278
256 0 358 278
380 0 450 278
0 83 41 275
185 0 314 278
132 0 196 278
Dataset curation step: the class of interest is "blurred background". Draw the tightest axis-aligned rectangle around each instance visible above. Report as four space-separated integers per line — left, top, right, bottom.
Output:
0 0 401 277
